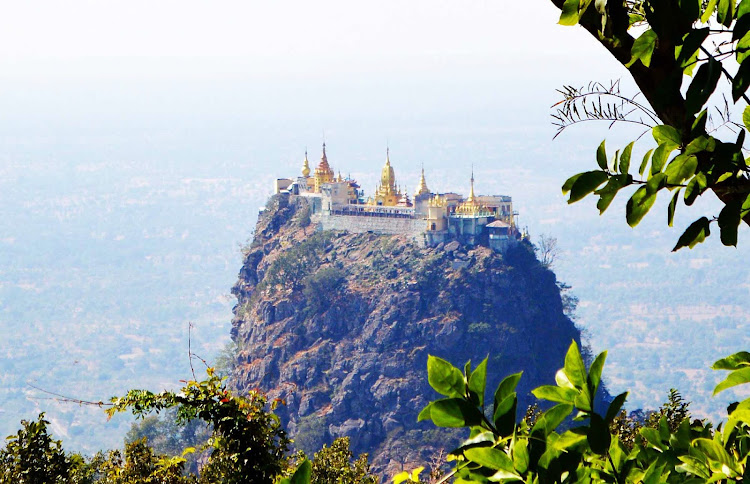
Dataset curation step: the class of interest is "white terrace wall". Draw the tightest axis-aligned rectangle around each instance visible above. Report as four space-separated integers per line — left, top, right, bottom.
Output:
314 213 427 243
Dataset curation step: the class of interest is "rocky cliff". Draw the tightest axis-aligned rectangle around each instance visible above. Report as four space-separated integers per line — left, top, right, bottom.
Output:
229 194 596 475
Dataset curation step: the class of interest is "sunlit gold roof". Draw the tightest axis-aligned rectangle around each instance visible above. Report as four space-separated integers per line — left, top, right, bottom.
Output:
380 148 396 192
316 143 333 175
415 164 430 197
454 169 491 216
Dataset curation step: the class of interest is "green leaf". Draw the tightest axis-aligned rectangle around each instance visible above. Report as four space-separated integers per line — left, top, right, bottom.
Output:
559 0 582 25
493 393 517 437
553 428 588 452
568 171 609 203
532 385 578 404
738 31 750 64
512 439 529 474
587 351 607 395
677 456 711 479
718 0 735 26
733 57 750 102
676 28 709 73
429 398 484 427
563 340 587 389
642 460 668 484
596 140 607 170
653 125 682 145
626 186 657 227
562 172 583 195
640 427 667 451
639 148 654 175
672 217 711 251
427 355 464 398
464 447 516 473
693 438 737 473
701 0 719 23
289 459 312 484
627 29 658 68
713 367 750 395
684 136 716 155
619 142 633 173
712 351 750 370
587 413 611 455
468 357 488 407
668 189 682 227
684 173 707 205
651 141 678 175
417 403 432 422
718 199 743 247
493 372 522 411
595 174 632 214
744 106 750 133
685 58 721 117
604 392 628 423
664 154 698 185
532 404 573 436
691 109 708 138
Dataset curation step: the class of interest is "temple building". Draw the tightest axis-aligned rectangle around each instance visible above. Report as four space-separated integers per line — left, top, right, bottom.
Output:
273 144 521 251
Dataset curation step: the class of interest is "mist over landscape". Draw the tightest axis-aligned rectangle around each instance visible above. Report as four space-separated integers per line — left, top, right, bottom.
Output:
1 0 749 459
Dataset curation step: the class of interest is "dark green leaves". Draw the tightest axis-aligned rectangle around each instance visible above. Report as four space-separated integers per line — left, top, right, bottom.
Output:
558 0 594 26
427 355 464 398
562 171 609 203
712 351 750 370
627 30 658 68
685 58 721 117
672 217 711 251
596 140 607 170
626 186 658 227
718 199 743 246
420 398 484 427
718 0 735 26
653 125 681 146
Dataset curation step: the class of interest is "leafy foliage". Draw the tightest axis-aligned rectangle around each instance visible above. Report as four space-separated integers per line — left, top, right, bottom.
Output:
419 342 750 483
107 368 290 484
0 413 74 484
553 0 750 249
261 232 332 290
309 437 378 484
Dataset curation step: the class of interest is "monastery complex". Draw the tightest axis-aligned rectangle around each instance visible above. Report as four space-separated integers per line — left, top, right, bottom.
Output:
274 144 522 251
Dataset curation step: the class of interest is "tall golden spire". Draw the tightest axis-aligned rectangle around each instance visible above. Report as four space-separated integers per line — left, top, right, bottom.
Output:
415 163 430 197
301 149 310 177
467 166 476 202
380 147 396 192
313 142 334 192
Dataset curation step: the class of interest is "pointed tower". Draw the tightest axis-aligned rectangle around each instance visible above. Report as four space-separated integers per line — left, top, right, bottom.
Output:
373 147 401 206
414 163 430 198
301 150 311 178
314 143 334 192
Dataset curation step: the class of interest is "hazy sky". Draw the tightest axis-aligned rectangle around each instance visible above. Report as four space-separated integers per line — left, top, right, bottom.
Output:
2 2 613 77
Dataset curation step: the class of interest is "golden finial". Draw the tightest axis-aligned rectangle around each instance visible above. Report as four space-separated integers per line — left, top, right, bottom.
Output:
468 165 476 202
302 149 310 177
415 162 430 196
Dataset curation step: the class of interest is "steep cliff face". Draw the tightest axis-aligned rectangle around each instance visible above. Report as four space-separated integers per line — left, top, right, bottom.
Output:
230 194 593 474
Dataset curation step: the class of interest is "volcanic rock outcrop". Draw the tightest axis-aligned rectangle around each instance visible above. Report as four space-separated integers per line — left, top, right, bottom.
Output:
229 194 595 475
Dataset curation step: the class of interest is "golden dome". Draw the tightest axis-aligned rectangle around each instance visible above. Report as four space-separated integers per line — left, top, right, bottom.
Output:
301 150 310 177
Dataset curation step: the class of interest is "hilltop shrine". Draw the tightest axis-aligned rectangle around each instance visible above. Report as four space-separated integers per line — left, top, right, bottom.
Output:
273 144 521 251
